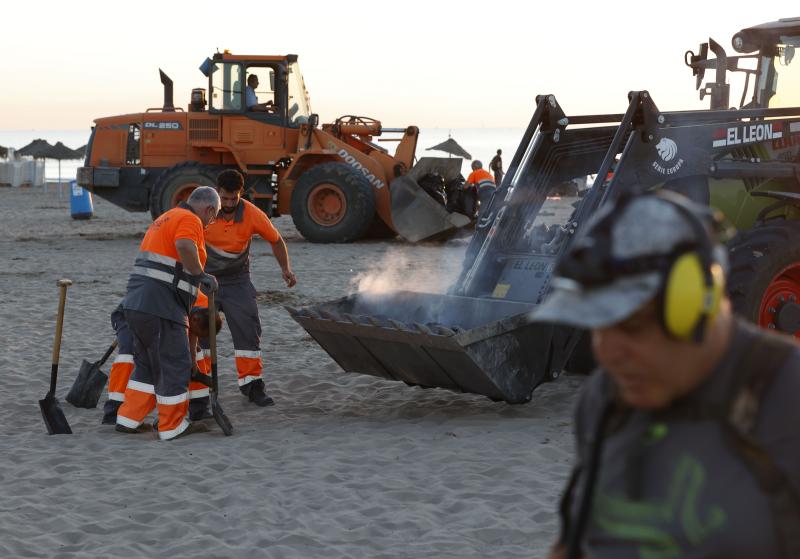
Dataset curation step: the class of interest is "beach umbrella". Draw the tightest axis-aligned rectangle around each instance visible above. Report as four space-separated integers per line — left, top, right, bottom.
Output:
45 142 82 195
17 138 54 159
426 137 472 160
75 144 87 158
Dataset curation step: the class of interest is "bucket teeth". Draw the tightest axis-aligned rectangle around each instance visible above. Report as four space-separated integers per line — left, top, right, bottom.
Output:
413 322 433 335
388 319 411 331
319 310 341 321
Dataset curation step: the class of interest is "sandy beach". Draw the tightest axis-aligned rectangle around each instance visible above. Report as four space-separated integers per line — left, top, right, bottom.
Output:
0 187 582 558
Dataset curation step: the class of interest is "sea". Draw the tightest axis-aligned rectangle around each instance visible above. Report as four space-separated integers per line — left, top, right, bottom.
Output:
0 128 525 183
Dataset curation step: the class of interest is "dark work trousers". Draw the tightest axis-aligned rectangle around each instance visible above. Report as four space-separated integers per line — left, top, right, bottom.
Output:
493 170 504 187
192 277 263 414
116 310 192 440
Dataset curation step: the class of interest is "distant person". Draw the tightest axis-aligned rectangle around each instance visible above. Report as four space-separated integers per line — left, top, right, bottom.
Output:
466 160 496 219
490 149 504 186
245 74 275 112
534 191 800 559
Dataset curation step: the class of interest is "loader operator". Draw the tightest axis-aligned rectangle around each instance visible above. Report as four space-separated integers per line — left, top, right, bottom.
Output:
465 160 496 218
534 191 800 559
190 169 296 417
115 186 220 441
246 74 275 112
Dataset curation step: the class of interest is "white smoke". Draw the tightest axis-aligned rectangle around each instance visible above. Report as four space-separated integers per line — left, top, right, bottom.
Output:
348 244 467 296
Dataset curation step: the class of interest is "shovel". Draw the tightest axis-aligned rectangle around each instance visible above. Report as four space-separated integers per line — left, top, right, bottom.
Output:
39 279 73 435
66 339 118 409
208 291 233 436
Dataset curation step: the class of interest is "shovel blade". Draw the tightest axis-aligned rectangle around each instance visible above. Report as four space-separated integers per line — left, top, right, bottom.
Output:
39 394 72 435
210 395 233 436
66 360 109 409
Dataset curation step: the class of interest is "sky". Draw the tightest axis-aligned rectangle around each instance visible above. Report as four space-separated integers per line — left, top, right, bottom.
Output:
0 0 796 131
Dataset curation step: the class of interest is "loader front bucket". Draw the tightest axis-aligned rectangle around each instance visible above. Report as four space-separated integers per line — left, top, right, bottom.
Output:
389 177 472 242
287 291 573 403
389 157 471 242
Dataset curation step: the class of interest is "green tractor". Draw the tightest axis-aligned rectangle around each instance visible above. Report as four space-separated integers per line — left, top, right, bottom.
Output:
287 18 800 403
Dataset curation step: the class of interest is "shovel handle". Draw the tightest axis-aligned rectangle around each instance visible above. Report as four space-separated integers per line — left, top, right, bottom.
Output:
97 339 119 367
51 279 72 394
208 291 218 392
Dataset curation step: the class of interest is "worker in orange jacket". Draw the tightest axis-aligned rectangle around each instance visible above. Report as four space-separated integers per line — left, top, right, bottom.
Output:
115 186 220 440
190 169 296 418
466 160 496 219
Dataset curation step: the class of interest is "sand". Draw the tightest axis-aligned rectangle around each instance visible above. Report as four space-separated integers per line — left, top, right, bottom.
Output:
0 187 582 558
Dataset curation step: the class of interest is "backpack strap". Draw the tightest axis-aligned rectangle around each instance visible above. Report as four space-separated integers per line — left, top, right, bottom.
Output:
722 331 800 559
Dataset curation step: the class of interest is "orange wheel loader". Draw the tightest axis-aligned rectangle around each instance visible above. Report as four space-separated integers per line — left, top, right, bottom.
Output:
77 52 471 243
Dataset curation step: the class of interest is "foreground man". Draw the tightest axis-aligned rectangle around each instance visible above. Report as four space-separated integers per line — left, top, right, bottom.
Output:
465 160 496 218
535 191 800 558
116 187 220 440
191 169 295 415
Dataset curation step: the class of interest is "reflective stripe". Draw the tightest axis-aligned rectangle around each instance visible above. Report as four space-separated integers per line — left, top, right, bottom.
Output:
206 243 245 259
159 418 190 441
127 380 156 394
139 251 177 267
116 414 140 429
156 392 189 405
131 266 199 297
114 354 134 364
189 388 210 399
108 391 126 402
235 349 262 359
477 180 495 191
203 349 211 358
238 374 262 386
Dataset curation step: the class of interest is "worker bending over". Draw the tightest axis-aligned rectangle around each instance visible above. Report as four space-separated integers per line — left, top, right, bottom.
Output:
191 169 296 417
116 187 220 440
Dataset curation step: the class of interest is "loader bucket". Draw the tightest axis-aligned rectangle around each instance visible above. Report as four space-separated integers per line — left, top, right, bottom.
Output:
288 95 640 403
389 157 471 242
287 291 573 404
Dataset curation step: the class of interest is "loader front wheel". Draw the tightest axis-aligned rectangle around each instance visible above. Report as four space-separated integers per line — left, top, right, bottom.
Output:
291 162 375 243
727 220 800 338
149 163 219 219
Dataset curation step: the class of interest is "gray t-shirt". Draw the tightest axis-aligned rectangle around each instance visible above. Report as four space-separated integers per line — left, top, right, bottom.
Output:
572 320 800 559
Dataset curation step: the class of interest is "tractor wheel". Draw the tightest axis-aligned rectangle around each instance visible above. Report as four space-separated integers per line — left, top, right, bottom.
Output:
149 163 219 219
727 220 800 338
291 162 375 243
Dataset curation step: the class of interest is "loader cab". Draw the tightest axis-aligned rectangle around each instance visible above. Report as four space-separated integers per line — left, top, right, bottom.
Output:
204 54 311 128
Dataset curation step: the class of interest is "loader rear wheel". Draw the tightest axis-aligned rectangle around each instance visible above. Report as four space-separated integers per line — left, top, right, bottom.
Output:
727 221 800 338
291 162 375 243
149 163 219 219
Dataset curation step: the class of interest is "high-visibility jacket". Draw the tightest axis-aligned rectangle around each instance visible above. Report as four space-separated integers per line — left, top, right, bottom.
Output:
203 199 280 279
122 203 207 325
466 168 496 193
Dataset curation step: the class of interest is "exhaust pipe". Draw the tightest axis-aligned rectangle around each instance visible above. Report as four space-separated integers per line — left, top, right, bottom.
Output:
159 69 175 112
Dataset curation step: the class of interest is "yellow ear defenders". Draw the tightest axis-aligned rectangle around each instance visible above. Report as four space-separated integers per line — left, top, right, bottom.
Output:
657 191 725 342
556 190 725 342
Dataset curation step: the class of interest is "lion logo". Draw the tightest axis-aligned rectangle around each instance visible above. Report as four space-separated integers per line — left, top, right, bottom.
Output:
656 138 678 162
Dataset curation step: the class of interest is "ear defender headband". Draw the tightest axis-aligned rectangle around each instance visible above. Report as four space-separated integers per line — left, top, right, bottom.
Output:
556 190 725 342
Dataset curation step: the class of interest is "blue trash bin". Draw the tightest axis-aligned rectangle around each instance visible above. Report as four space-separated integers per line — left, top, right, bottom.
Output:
70 180 93 220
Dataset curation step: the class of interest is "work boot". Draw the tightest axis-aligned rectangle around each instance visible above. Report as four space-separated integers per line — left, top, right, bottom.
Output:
101 400 122 425
115 423 151 434
168 421 211 440
189 396 213 421
240 379 274 407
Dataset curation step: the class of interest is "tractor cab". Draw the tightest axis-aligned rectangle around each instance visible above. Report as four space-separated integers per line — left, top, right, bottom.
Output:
198 52 312 127
686 17 800 110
